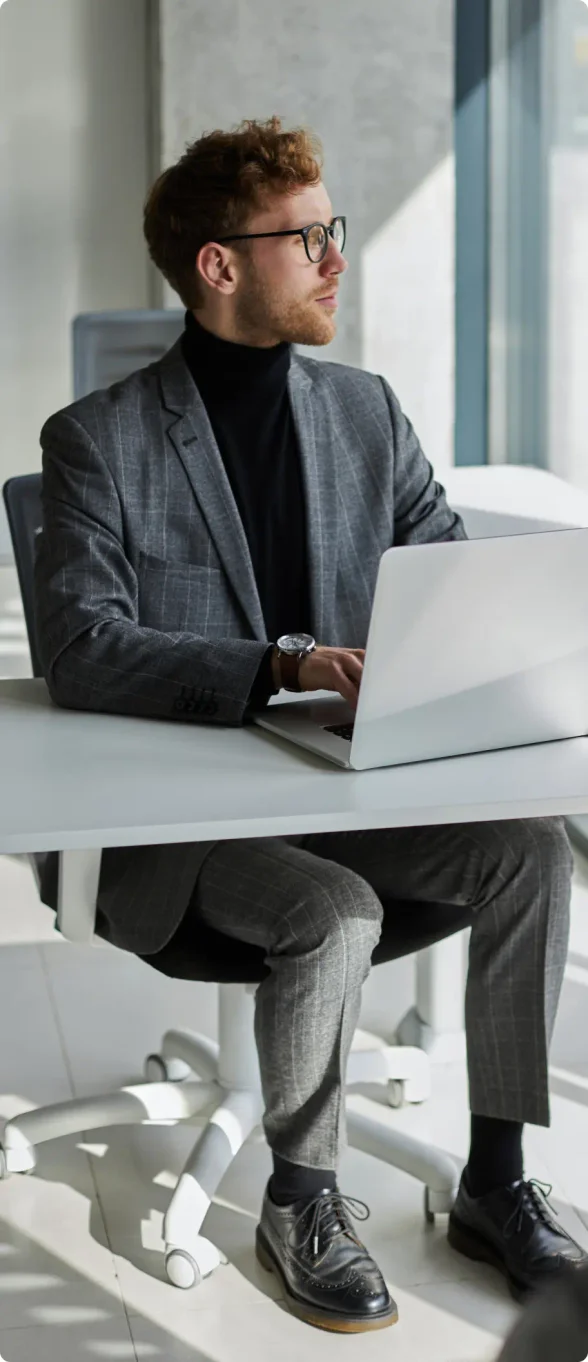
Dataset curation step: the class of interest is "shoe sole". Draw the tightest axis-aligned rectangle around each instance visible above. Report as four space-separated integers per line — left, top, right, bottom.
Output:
447 1215 530 1302
255 1228 399 1333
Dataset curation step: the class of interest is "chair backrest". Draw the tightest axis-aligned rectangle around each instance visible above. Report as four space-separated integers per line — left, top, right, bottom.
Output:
72 309 184 399
2 473 43 677
2 472 58 911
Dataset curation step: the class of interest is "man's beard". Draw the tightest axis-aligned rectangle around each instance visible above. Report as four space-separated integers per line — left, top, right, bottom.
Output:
234 264 336 347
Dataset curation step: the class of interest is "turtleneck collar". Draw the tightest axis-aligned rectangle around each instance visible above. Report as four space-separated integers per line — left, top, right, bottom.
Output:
182 310 291 392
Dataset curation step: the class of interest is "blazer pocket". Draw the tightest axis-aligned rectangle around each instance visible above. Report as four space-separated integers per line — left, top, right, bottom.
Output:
138 554 239 637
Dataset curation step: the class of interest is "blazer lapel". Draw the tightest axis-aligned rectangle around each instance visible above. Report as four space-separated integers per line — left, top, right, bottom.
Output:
157 340 338 645
158 341 267 642
288 359 337 641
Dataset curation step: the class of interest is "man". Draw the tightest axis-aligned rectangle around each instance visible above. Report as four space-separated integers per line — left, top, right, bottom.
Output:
34 116 586 1334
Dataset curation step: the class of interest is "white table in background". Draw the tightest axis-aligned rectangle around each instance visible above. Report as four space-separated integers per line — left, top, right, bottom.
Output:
410 464 588 1057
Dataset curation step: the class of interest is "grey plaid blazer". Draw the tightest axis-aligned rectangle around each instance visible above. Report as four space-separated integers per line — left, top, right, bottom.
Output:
34 337 466 955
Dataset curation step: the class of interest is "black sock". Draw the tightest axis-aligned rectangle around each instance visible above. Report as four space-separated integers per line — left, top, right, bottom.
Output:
466 1115 524 1197
269 1153 337 1207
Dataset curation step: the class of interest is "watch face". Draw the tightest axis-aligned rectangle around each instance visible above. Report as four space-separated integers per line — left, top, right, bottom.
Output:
277 633 315 654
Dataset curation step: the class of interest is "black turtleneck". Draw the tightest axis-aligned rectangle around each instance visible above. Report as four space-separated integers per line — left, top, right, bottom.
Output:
181 311 311 708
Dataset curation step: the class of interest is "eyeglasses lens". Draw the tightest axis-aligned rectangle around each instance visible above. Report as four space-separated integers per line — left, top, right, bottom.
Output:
306 224 327 262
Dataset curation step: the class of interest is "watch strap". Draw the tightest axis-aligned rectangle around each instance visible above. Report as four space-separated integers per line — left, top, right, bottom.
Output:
278 651 303 693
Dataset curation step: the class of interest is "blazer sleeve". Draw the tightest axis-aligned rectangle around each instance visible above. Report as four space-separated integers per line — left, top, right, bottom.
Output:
34 411 270 726
380 377 468 547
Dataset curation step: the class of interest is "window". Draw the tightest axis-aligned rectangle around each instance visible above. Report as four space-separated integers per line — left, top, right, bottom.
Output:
488 0 588 484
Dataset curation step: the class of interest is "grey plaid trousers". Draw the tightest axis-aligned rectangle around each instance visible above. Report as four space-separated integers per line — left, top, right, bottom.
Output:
191 815 573 1169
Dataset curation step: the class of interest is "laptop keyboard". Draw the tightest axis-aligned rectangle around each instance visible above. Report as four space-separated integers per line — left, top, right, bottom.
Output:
323 722 355 743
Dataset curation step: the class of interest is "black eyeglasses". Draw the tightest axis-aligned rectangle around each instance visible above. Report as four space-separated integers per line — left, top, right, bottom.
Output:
216 216 346 264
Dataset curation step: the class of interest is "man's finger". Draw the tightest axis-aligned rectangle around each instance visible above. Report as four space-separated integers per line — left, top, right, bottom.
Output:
332 663 359 710
341 656 363 688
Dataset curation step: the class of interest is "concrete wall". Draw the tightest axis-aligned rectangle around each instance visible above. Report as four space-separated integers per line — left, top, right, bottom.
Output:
0 0 152 554
157 0 456 474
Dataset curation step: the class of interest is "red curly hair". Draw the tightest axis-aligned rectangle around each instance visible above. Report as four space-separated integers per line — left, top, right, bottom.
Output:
143 116 324 308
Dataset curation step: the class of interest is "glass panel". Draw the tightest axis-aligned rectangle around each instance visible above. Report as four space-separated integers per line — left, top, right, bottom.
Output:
547 0 588 487
488 0 588 487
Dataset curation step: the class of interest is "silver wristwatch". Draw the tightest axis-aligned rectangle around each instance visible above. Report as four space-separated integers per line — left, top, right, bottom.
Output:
276 633 316 692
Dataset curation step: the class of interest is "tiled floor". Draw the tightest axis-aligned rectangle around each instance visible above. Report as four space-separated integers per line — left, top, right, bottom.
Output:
0 852 588 1361
2 572 588 1359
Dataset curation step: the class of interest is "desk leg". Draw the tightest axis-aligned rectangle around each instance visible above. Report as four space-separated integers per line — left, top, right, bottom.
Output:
57 849 101 943
396 934 467 1064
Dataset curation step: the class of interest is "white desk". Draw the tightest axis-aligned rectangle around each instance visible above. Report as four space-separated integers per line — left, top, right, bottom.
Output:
1 679 588 856
2 668 588 1070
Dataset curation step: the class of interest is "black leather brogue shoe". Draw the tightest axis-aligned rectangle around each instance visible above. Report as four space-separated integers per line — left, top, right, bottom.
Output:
256 1185 398 1332
448 1173 588 1300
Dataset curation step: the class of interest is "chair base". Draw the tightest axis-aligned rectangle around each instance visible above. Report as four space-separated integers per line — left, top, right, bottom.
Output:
396 1005 467 1065
0 985 461 1288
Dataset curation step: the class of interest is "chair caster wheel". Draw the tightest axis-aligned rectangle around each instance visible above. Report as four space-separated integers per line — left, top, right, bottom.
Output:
165 1236 222 1288
424 1187 435 1225
388 1080 406 1109
165 1248 202 1290
144 1053 191 1083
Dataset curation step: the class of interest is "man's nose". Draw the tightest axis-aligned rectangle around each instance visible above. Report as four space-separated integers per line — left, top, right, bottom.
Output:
322 241 348 273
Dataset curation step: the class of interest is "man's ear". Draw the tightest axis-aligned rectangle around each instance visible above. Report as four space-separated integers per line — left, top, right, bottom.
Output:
196 243 239 296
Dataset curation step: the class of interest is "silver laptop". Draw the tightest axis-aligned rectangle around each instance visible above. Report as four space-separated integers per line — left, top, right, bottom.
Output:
254 529 588 771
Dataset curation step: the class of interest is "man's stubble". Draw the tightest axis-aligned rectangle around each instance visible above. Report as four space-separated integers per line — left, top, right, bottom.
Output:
234 258 336 348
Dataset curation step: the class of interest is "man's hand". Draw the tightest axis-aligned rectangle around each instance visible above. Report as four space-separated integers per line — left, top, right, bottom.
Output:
298 646 365 710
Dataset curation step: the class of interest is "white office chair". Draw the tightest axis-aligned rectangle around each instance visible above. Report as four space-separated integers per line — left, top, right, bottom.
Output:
0 838 468 1288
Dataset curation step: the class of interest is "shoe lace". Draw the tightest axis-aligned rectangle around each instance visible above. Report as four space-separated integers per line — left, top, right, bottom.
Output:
288 1190 370 1260
504 1178 561 1239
